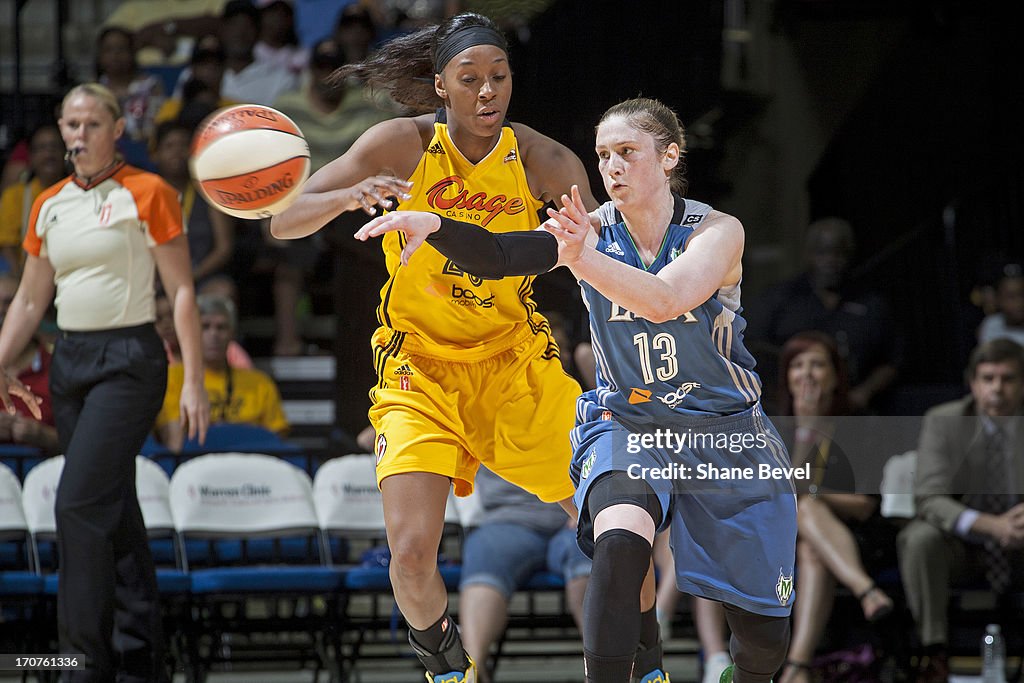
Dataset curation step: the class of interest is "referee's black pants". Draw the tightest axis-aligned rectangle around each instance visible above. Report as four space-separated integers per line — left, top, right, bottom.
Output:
50 324 168 683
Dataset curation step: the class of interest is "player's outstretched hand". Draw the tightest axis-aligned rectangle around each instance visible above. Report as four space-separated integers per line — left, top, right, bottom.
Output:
355 211 441 266
345 176 413 216
543 185 591 267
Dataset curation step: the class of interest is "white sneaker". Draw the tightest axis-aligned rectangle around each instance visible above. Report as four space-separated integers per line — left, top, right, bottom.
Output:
702 652 732 683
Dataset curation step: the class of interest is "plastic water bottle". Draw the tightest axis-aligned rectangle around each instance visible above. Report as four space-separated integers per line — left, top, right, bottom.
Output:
981 623 1006 683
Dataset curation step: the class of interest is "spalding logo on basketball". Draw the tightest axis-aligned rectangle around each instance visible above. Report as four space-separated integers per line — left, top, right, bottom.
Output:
190 104 310 219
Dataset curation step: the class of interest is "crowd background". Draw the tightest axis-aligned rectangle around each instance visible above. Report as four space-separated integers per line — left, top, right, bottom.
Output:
1 2 1023 681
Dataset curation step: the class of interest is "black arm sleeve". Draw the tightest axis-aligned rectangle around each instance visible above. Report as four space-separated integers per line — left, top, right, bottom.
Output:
425 216 559 279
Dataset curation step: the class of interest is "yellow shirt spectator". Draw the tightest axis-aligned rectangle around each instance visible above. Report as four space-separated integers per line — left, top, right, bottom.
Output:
0 177 45 247
157 363 289 436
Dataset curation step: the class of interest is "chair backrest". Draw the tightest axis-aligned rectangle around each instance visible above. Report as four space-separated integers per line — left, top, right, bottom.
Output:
181 423 299 453
136 455 174 534
880 450 917 519
168 452 318 537
312 454 384 534
20 455 63 537
0 462 27 538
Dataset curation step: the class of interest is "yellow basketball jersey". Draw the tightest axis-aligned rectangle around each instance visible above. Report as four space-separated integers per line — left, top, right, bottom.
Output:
377 118 550 361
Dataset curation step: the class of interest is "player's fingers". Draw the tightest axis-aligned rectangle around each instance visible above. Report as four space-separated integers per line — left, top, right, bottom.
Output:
358 192 377 216
378 178 413 200
356 213 402 239
560 192 588 223
546 211 576 232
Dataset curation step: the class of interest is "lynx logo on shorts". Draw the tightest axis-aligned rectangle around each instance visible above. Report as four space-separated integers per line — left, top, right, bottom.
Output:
580 448 597 480
776 568 794 607
375 434 388 465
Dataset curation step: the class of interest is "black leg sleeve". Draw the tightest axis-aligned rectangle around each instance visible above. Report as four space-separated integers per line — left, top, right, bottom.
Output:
583 529 653 683
723 603 790 683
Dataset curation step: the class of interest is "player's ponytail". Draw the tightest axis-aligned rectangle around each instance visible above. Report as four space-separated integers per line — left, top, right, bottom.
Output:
330 25 437 112
330 13 507 115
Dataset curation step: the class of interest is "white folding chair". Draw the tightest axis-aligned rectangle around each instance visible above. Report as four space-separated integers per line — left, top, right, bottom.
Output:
167 452 341 678
880 450 917 520
20 455 63 575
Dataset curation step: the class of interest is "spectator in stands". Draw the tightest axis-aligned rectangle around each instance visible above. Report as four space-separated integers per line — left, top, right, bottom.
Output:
653 530 732 683
745 217 903 413
218 0 299 105
155 289 252 368
0 139 30 193
103 0 230 67
0 123 65 275
898 338 1024 683
255 0 308 74
150 120 236 299
0 273 58 454
155 35 238 125
332 3 378 64
459 466 591 683
776 331 894 683
95 27 166 169
155 293 287 450
978 263 1024 347
273 37 396 174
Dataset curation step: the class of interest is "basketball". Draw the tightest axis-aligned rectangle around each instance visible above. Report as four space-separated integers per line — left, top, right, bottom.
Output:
190 104 310 219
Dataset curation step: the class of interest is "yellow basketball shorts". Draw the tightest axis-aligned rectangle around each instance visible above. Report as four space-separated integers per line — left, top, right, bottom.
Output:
369 327 579 502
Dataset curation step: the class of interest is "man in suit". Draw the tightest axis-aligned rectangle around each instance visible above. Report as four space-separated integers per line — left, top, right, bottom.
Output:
899 338 1024 683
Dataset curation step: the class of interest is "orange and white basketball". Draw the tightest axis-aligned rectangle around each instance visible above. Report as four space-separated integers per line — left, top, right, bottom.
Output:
190 104 310 219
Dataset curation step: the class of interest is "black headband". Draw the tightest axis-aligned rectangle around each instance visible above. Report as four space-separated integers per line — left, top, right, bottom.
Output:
433 25 507 73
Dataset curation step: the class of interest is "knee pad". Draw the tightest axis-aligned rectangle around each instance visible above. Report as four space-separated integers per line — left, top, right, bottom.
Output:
578 471 663 557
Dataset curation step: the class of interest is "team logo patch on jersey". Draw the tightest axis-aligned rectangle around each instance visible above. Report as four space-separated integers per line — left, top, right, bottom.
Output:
628 388 652 404
669 246 682 261
683 214 702 225
426 141 446 155
580 448 597 480
776 568 794 606
502 149 517 163
604 241 625 256
658 382 701 409
375 434 388 465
